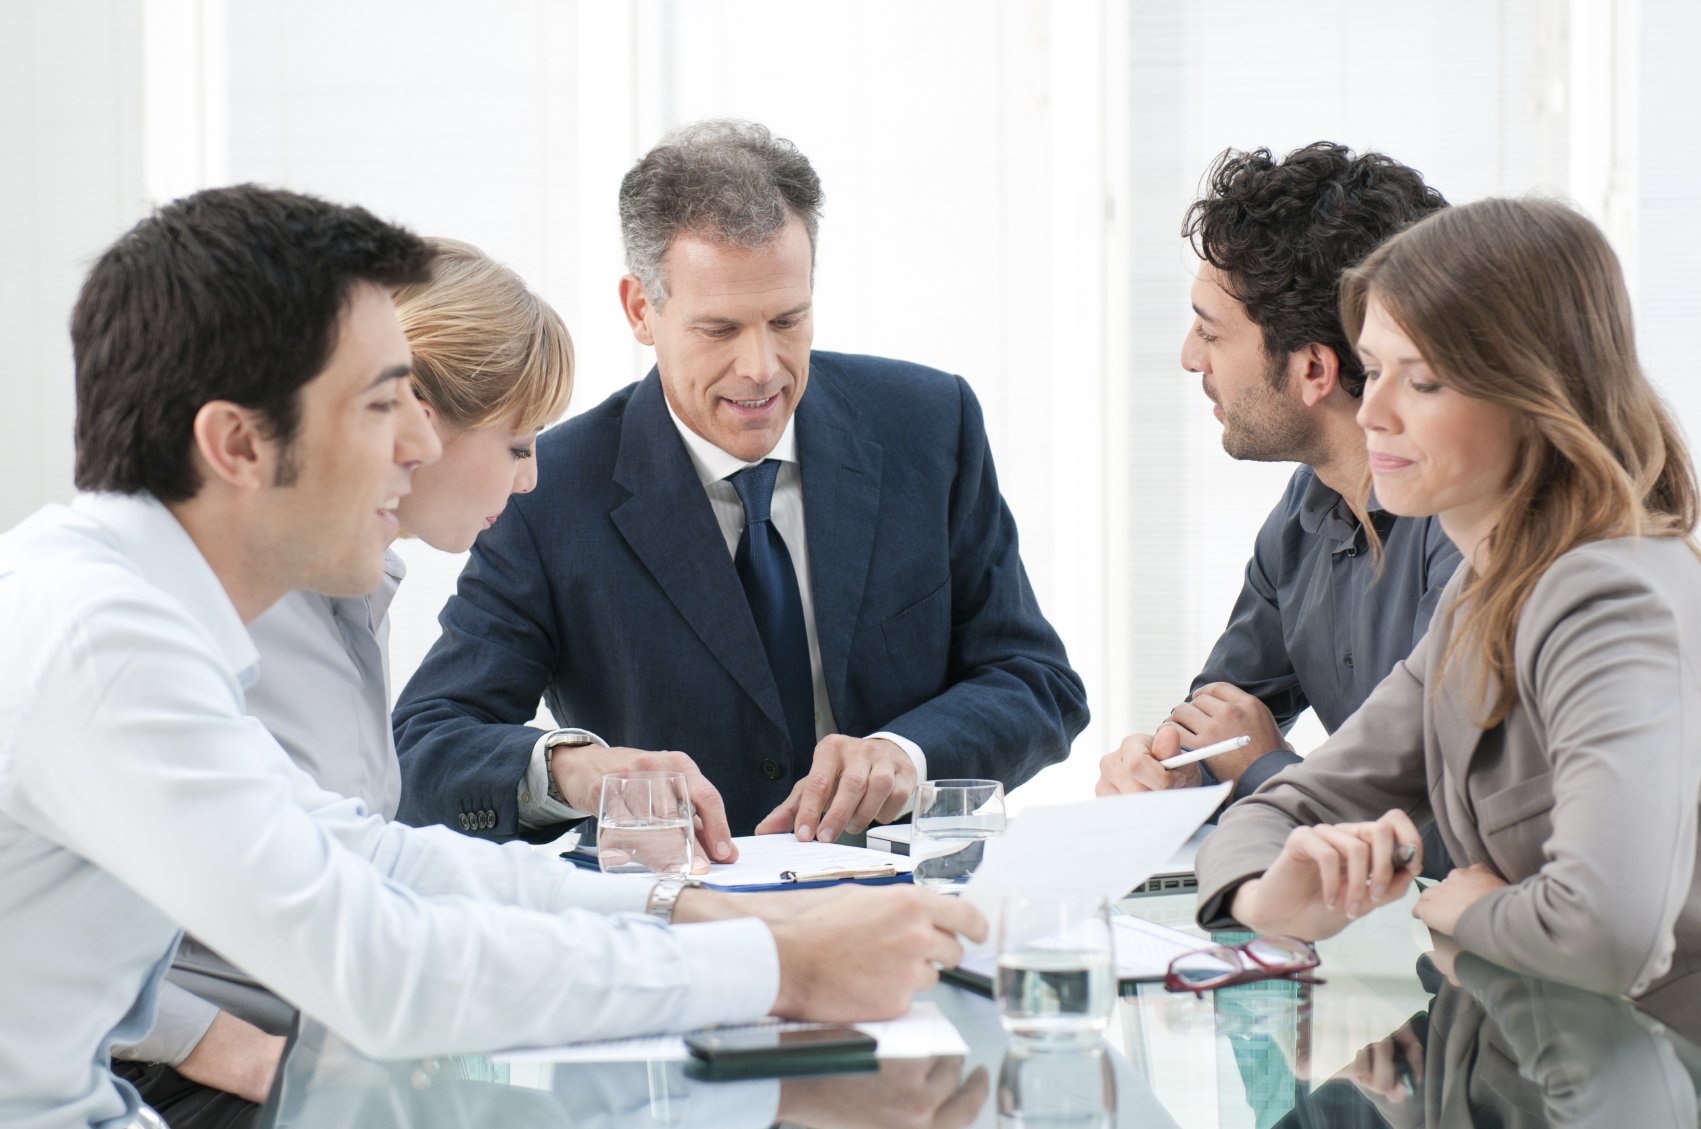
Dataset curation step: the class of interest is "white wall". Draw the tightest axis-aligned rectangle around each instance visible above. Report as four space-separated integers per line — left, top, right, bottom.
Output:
0 2 146 528
4 0 1697 810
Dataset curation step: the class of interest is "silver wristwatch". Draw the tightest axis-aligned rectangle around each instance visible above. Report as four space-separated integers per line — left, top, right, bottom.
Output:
543 731 597 804
645 876 697 924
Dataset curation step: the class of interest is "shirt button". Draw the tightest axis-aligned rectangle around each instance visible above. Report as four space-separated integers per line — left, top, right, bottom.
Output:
1344 654 1355 668
760 759 784 780
1346 546 1359 557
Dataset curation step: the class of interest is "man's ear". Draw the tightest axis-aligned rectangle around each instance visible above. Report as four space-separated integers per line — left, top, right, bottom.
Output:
618 275 656 347
190 400 273 490
1292 343 1342 408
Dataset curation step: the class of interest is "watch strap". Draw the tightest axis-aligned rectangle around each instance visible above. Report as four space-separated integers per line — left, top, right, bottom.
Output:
543 731 597 805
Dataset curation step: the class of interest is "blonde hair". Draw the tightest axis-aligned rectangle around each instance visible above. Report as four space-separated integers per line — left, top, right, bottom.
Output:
1342 198 1698 726
392 237 573 433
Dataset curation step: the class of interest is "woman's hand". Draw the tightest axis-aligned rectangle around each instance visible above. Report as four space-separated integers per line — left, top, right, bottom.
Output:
1413 863 1507 936
1231 809 1424 940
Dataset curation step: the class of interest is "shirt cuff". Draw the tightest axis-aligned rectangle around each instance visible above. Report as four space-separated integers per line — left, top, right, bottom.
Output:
669 918 783 1031
868 731 926 818
110 980 220 1067
518 728 606 830
1232 748 1302 802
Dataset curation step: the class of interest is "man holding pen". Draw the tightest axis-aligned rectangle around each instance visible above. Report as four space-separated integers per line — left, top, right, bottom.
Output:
1098 143 1459 808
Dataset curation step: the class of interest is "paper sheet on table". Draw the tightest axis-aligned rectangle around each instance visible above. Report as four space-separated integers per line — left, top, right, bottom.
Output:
694 833 916 887
496 1001 965 1063
960 785 1230 956
957 912 1204 983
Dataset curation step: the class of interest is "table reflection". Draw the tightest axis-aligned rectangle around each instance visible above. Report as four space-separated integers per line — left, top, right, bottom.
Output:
997 1037 1114 1128
258 895 1701 1128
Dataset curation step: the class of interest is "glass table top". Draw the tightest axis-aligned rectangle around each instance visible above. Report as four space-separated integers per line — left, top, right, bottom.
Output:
256 889 1701 1128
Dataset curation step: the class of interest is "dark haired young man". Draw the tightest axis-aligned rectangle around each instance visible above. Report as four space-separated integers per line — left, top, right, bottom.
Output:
0 184 984 1129
1098 143 1460 809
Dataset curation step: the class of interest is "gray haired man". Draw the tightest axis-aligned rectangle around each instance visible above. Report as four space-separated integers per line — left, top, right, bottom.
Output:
394 119 1089 848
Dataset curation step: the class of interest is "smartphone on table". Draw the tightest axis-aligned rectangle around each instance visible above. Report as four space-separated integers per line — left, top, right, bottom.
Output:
683 1024 877 1079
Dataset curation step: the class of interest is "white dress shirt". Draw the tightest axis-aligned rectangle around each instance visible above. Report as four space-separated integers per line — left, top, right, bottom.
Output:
519 405 926 827
113 549 408 1066
0 493 777 1129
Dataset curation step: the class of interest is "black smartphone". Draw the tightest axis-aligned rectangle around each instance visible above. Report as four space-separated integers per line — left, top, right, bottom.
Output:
682 1025 877 1079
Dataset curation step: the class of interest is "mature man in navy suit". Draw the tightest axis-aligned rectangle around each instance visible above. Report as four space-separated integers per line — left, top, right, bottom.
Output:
394 120 1088 857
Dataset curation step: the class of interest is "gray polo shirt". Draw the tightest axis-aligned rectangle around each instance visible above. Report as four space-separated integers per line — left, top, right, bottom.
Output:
1196 466 1461 799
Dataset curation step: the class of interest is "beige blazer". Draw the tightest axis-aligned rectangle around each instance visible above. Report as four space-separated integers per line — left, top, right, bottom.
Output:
1196 536 1701 1008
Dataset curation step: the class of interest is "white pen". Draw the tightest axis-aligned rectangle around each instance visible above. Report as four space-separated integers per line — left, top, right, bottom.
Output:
1160 734 1252 770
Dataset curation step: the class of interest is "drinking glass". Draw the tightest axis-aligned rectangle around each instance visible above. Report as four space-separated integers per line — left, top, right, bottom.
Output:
597 770 694 878
997 1037 1115 1128
995 894 1115 1040
911 778 1006 889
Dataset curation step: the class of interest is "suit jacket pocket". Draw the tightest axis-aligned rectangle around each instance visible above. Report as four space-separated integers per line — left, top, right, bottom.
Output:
1474 771 1555 837
881 578 951 656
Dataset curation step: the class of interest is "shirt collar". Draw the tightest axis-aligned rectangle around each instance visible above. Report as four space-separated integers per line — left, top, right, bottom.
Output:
663 395 799 487
1296 471 1388 547
71 492 261 686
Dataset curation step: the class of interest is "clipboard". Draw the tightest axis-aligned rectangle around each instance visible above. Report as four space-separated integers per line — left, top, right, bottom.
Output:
560 832 918 892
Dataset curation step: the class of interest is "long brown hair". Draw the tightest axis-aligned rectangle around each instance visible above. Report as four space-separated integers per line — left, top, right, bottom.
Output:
1342 198 1698 726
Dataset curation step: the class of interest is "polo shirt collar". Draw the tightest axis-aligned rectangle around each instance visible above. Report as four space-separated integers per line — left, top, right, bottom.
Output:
72 491 260 686
663 395 799 488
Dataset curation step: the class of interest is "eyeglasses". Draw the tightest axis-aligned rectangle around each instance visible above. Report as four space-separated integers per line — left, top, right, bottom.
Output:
1164 936 1324 997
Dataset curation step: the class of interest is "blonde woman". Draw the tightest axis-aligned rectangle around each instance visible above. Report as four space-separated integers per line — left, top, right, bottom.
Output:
116 238 572 1120
1192 198 1701 1013
243 237 572 819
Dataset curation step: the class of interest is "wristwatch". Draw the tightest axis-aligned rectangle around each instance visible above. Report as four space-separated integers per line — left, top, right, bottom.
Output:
645 876 698 924
543 730 597 804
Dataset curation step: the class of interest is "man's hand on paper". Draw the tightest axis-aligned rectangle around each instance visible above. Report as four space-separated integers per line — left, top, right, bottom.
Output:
755 735 916 844
777 1056 990 1129
1231 809 1424 939
1162 683 1288 785
769 887 988 1023
1096 728 1199 794
551 744 737 864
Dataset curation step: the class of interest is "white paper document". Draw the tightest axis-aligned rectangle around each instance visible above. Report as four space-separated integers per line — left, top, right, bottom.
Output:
496 1001 965 1064
957 911 1205 983
959 785 1230 955
693 833 916 888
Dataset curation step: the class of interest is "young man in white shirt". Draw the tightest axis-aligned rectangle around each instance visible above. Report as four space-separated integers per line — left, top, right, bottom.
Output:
0 184 983 1129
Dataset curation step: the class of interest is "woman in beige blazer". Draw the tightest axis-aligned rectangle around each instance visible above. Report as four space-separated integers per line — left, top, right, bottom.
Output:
1192 197 1701 1012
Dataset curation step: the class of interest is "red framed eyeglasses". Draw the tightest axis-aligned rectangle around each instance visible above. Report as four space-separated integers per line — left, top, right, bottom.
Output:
1165 936 1324 997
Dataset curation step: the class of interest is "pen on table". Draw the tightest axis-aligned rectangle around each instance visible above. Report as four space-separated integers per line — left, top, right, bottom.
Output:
780 864 898 884
1160 734 1252 770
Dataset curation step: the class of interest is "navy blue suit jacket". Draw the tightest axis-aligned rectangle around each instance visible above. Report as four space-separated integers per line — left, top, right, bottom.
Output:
393 352 1089 837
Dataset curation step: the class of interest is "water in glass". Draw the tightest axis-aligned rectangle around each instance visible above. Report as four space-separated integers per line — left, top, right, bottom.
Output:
911 779 1006 890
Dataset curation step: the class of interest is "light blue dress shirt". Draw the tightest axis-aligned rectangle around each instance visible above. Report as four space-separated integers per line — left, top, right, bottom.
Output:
0 494 778 1128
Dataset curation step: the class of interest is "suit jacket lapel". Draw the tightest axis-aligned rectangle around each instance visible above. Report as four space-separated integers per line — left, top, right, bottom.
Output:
796 374 883 715
1427 599 1501 863
609 373 790 737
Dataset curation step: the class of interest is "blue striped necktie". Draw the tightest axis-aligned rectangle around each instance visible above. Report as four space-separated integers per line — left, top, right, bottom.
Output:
728 459 816 763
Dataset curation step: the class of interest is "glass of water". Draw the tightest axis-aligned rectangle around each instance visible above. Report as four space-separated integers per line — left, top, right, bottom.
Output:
995 894 1115 1040
911 778 1006 890
597 770 694 878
